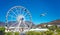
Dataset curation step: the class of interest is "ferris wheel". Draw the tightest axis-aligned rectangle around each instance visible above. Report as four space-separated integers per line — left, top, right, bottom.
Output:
6 6 32 32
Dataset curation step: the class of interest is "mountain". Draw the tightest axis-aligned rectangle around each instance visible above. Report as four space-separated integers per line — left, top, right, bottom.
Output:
0 21 35 28
7 21 35 27
47 19 60 25
0 22 5 26
37 19 60 27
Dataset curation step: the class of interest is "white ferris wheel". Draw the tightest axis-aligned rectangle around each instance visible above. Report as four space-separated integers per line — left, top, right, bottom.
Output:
6 6 32 32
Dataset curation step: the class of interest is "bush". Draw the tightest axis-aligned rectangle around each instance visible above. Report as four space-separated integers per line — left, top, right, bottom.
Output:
45 31 54 35
0 27 5 35
5 32 13 35
26 31 34 35
56 28 60 32
26 31 43 35
14 32 20 35
56 32 60 35
0 27 5 31
35 32 43 35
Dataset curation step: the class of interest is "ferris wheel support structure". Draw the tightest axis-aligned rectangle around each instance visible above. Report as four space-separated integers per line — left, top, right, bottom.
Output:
6 6 32 32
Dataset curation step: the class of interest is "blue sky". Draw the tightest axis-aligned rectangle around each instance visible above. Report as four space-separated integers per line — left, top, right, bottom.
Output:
0 0 60 24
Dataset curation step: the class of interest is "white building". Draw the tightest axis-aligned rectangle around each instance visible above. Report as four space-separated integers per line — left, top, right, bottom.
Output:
29 28 49 32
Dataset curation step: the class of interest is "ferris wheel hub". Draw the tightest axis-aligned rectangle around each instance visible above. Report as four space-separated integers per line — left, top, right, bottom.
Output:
17 15 25 22
6 6 32 32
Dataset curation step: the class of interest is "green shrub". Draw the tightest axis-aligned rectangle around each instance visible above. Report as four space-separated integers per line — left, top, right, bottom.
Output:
0 27 5 35
35 32 43 35
26 31 34 35
56 32 60 35
56 29 60 32
45 31 54 35
5 32 13 35
0 27 5 31
14 32 20 35
26 31 43 35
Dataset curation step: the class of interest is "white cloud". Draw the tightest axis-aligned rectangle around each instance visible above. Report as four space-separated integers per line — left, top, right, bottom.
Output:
40 13 47 17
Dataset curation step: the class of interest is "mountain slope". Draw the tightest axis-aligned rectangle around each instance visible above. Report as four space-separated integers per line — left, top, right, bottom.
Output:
37 19 60 27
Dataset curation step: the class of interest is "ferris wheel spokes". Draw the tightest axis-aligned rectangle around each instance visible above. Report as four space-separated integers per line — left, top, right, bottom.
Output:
8 15 16 19
11 10 18 17
6 6 32 32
